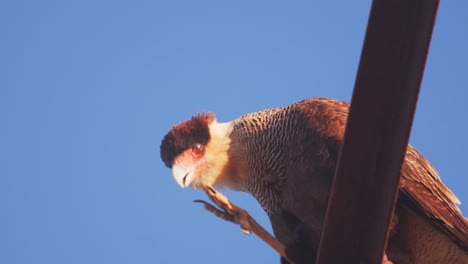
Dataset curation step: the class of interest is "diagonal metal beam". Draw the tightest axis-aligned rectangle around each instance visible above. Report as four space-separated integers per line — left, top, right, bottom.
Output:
316 1 439 263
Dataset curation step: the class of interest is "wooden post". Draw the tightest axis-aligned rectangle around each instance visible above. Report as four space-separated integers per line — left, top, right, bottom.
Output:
316 0 439 263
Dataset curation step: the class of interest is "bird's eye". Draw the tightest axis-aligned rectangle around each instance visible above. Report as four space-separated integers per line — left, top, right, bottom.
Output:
192 143 204 156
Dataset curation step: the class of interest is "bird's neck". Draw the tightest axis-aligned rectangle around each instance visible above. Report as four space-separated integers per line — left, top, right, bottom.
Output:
207 119 249 191
220 109 290 214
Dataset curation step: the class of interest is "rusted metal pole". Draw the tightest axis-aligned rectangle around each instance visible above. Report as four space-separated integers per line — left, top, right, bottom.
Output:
316 1 439 263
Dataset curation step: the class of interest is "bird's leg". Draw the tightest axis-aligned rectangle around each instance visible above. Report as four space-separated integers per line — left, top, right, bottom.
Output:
194 186 295 264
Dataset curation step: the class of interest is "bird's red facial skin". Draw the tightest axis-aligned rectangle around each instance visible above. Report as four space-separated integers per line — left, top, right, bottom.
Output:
173 144 206 174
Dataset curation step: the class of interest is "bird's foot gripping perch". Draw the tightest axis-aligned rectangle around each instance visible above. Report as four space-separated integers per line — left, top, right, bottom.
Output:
194 186 252 234
194 187 294 264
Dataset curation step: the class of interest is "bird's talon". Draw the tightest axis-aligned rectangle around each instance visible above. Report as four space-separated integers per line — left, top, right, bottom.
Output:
240 219 252 235
241 228 251 235
199 188 254 234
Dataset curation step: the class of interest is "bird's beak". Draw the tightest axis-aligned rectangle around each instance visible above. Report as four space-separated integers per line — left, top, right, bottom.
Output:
172 164 194 188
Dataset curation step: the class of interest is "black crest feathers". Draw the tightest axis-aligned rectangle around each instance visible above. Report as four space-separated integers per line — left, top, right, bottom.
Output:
160 113 215 168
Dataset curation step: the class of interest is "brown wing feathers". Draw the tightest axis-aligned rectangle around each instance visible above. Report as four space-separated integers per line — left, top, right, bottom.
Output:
400 145 468 250
310 99 468 250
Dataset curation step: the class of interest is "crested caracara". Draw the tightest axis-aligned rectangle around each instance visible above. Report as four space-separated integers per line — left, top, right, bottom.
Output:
160 98 468 264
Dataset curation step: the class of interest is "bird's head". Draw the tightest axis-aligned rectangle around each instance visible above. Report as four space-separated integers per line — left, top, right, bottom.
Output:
160 113 234 190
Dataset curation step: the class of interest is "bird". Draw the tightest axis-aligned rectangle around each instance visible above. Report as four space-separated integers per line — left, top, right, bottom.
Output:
160 98 468 264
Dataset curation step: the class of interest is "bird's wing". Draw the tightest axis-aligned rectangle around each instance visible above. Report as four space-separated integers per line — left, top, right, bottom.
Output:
311 98 468 250
400 145 468 251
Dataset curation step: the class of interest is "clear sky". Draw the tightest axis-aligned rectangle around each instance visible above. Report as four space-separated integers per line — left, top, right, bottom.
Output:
2 1 467 264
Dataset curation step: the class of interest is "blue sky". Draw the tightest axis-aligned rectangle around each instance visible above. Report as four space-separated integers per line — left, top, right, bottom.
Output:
2 1 467 263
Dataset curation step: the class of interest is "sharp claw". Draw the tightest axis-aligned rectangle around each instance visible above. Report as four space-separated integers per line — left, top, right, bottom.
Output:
195 199 237 223
241 228 251 235
196 189 253 234
240 219 252 235
205 186 216 193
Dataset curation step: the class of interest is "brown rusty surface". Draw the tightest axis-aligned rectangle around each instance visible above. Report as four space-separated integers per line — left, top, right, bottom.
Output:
316 1 440 263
